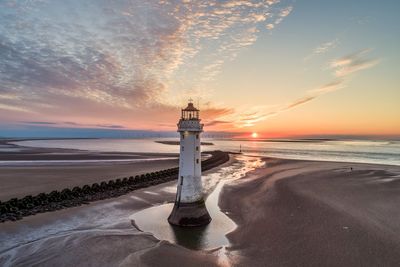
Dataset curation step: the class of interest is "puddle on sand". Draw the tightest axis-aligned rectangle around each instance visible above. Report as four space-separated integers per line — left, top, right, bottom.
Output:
129 155 265 250
130 180 235 250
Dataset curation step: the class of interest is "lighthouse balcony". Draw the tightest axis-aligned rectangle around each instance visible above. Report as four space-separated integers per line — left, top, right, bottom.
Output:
177 120 203 132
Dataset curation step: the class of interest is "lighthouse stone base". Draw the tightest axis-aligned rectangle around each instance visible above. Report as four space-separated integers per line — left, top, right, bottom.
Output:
168 200 211 227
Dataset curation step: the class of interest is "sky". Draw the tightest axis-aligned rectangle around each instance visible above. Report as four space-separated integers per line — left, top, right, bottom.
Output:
0 0 399 138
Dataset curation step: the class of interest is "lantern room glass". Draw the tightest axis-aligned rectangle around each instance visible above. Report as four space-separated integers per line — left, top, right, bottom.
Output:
181 110 199 120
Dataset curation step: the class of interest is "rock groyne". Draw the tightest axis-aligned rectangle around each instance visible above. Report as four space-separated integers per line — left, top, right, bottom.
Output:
0 151 229 223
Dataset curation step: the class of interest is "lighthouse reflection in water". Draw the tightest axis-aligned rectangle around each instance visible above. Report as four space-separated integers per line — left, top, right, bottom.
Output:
130 154 264 250
130 178 235 250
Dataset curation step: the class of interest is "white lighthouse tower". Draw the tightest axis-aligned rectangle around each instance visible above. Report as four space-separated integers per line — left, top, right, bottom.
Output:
168 100 211 227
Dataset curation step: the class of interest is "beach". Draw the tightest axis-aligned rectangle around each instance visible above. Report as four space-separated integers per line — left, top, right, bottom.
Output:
1 152 400 266
0 140 179 201
221 158 400 266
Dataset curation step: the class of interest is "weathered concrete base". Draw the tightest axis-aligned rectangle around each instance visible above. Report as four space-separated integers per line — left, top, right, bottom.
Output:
168 200 211 227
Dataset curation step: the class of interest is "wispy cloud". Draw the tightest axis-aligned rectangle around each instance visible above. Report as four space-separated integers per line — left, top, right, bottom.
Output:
275 49 378 113
266 23 275 30
234 49 379 127
0 103 33 113
0 0 293 128
280 6 294 17
304 39 339 61
266 5 293 30
308 80 345 94
233 106 273 127
314 39 339 55
330 49 379 77
20 121 127 129
21 121 58 125
285 95 317 109
204 120 233 127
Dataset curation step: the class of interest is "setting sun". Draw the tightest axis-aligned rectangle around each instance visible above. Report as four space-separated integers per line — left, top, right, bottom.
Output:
251 132 258 138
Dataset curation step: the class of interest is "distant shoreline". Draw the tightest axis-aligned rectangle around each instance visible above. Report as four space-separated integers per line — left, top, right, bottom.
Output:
155 140 214 146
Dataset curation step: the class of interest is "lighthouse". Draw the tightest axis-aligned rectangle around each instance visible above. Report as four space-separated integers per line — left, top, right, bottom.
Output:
168 100 211 227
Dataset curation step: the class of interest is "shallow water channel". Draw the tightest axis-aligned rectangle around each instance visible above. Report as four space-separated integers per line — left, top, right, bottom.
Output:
130 181 234 250
0 155 265 266
130 155 265 250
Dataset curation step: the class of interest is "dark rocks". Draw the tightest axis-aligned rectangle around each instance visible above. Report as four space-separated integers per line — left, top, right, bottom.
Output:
61 189 72 199
0 151 230 223
82 185 91 193
91 183 100 192
108 180 115 188
72 187 82 196
100 181 108 189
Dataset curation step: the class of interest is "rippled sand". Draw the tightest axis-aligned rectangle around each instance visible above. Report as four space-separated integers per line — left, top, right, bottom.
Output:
1 156 400 266
0 155 261 266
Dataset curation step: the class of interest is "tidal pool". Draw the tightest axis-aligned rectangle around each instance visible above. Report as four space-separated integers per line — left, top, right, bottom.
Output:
130 180 235 250
0 155 264 266
130 155 265 250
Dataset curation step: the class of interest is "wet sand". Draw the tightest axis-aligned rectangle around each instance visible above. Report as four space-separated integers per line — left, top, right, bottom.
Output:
221 158 400 266
0 156 239 267
1 156 400 266
0 159 180 201
0 140 178 201
0 180 218 267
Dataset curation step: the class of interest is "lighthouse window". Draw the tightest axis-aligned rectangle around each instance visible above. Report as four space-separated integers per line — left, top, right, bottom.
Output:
180 176 183 185
181 146 184 151
196 159 199 164
196 146 199 151
196 134 199 139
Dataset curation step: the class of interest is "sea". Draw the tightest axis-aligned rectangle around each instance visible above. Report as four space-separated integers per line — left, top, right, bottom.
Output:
11 138 400 166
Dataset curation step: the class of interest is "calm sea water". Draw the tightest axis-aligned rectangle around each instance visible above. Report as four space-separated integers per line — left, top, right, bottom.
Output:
13 138 400 166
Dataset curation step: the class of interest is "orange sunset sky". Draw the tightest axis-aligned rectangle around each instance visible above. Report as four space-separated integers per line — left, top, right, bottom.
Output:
0 0 399 138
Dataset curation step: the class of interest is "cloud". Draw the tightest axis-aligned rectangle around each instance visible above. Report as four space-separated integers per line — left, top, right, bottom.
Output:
201 105 235 119
304 39 339 61
285 95 317 109
269 5 293 28
196 103 237 129
280 6 293 17
314 40 339 55
280 80 344 111
278 50 378 112
0 0 292 129
204 120 233 127
308 80 345 94
266 23 275 30
233 106 272 127
95 124 125 129
0 103 33 113
233 49 379 127
20 120 126 129
0 93 20 100
21 121 58 125
330 49 379 77
63 122 126 129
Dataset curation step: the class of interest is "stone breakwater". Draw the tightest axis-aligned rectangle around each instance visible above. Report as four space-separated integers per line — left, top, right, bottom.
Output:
0 151 229 223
